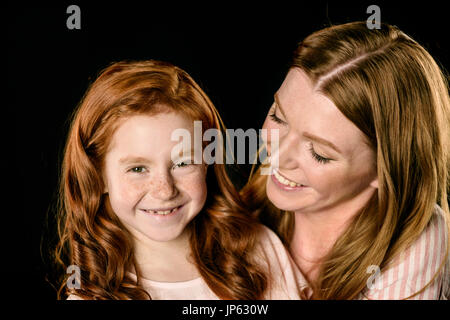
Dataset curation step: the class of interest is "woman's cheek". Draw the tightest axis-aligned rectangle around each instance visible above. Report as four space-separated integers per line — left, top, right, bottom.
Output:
309 165 345 196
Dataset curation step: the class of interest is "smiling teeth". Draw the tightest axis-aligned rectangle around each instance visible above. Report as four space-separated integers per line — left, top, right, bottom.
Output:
273 169 303 187
144 207 178 215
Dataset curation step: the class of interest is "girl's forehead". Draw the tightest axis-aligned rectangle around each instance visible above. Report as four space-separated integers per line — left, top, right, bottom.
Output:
118 112 194 134
107 113 196 155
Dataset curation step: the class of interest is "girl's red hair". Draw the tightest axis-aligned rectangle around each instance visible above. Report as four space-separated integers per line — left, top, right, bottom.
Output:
55 60 267 299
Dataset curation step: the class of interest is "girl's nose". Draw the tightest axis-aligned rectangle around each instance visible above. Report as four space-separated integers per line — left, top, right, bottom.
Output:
149 171 178 201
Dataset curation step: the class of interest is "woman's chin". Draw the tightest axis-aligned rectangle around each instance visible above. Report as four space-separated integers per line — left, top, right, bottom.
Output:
266 192 303 213
266 180 311 212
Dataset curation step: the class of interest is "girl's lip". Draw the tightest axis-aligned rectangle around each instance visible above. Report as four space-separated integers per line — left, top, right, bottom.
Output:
140 204 184 216
144 204 182 212
271 170 308 191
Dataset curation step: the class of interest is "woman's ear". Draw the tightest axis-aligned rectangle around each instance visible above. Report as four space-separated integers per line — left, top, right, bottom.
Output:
370 177 378 189
103 177 109 194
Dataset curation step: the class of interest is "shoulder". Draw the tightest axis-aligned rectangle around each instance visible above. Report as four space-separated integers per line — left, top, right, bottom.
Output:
393 204 448 272
429 204 449 242
411 205 449 273
412 205 448 259
253 224 289 264
253 224 297 276
255 224 285 247
361 204 450 299
253 224 307 299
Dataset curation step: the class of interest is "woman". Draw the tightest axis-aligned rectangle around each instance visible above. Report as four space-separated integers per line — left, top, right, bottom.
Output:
242 21 450 299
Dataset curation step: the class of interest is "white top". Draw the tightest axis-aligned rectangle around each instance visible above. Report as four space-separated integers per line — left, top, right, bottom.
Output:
68 225 305 300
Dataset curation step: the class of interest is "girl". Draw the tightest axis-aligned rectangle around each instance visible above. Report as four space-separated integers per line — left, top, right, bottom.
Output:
54 60 303 300
242 21 450 299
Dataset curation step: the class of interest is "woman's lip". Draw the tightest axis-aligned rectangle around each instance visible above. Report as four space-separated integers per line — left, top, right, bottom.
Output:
271 169 308 191
273 168 305 185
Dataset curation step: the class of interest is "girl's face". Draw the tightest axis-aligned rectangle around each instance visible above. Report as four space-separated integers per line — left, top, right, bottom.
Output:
263 68 378 215
103 111 207 243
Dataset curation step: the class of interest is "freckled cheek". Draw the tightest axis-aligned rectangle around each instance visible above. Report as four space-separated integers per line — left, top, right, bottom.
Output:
112 175 148 206
176 170 208 203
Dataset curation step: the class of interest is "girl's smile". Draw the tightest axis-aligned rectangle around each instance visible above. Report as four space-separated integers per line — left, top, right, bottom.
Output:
139 204 184 215
103 111 208 243
138 204 186 224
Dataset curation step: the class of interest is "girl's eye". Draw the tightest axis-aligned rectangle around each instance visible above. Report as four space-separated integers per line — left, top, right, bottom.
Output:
309 144 332 164
129 166 147 173
174 161 190 169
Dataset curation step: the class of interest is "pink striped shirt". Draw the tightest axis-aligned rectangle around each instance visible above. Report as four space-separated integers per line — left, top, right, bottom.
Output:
357 204 450 300
296 205 449 300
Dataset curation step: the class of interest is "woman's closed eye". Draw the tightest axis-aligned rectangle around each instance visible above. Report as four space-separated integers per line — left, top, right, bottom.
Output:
269 104 286 125
309 144 332 164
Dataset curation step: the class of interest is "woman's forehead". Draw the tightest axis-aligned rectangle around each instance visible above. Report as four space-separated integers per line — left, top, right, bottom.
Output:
276 68 369 155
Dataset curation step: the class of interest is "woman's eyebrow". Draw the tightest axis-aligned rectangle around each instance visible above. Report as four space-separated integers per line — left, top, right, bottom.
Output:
303 132 342 154
274 93 288 119
274 92 342 155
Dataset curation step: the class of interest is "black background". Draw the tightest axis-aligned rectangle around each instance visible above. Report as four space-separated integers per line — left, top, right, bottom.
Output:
8 1 449 300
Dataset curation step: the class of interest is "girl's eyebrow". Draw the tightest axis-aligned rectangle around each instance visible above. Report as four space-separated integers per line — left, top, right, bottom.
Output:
119 148 196 165
274 93 288 119
119 156 151 165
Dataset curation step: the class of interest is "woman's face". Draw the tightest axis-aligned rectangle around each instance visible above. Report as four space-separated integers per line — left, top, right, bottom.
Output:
263 68 378 215
103 111 207 243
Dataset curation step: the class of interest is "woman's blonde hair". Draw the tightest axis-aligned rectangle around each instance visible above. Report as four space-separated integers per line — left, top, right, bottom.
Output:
54 60 267 299
242 21 450 299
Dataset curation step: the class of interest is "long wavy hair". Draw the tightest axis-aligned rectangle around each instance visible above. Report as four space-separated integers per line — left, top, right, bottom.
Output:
54 60 267 299
241 21 450 299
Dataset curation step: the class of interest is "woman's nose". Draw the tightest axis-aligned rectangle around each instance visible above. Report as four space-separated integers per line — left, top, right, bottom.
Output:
274 132 300 170
149 171 178 201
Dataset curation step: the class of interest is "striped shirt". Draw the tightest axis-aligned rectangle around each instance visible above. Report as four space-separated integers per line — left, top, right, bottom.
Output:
357 204 450 300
